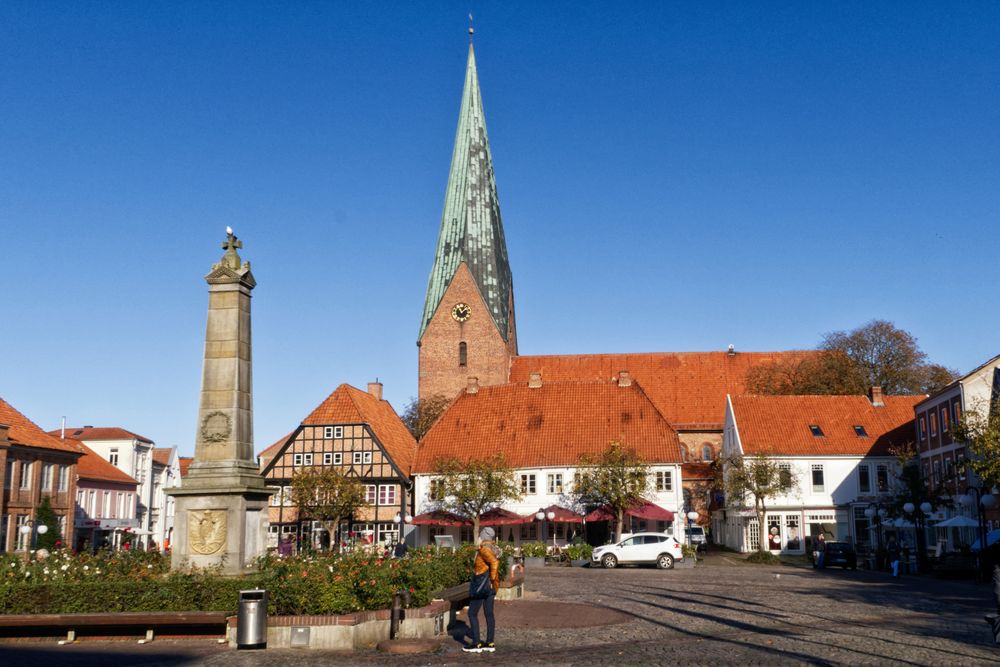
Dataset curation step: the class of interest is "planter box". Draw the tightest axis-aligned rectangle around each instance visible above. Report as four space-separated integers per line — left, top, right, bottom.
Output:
226 600 450 650
523 556 546 569
674 559 696 569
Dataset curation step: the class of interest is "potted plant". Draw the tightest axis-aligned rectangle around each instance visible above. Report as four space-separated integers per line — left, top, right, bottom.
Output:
565 542 593 567
520 541 548 568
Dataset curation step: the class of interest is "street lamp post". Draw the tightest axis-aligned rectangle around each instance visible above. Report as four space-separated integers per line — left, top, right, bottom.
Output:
958 486 996 580
903 501 933 574
536 509 556 547
18 521 49 561
686 511 699 547
864 503 886 570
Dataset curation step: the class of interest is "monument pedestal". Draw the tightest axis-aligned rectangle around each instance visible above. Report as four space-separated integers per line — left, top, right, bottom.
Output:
169 463 273 574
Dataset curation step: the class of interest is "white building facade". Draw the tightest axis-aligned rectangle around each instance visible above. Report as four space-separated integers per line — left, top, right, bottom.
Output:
717 392 921 555
57 427 156 548
151 447 181 550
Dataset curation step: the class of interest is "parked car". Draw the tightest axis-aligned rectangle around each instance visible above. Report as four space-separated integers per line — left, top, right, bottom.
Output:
822 541 858 570
592 532 684 569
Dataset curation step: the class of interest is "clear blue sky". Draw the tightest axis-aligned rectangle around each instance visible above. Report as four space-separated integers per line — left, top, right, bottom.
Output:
2 2 998 456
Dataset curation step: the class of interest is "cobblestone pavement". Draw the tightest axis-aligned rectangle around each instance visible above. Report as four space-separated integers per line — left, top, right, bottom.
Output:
2 553 998 666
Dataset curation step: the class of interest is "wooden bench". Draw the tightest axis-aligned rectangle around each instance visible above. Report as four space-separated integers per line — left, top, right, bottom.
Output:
0 611 229 644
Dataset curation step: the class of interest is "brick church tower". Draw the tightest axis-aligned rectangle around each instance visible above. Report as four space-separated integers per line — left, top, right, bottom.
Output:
418 43 517 401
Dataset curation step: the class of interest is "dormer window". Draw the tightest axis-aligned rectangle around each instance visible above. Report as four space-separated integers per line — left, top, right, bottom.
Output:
809 425 824 437
853 425 868 437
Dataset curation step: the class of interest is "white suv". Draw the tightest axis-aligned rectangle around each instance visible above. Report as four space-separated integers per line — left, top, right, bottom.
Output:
592 532 684 569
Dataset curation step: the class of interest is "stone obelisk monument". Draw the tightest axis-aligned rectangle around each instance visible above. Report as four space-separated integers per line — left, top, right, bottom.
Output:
167 228 274 573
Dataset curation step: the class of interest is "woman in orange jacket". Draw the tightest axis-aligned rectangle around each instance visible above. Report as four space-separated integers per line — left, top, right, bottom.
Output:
464 527 500 653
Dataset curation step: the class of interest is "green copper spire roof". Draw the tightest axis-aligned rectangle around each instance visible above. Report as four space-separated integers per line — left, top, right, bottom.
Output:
419 44 513 341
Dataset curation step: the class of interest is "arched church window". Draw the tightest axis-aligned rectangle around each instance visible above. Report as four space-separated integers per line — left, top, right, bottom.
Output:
458 341 467 367
702 445 713 461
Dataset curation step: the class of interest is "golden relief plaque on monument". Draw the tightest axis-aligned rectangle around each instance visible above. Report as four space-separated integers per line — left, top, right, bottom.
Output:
189 509 227 555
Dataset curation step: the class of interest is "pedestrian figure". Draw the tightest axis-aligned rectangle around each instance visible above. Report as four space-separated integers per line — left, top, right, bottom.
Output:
278 534 293 558
393 539 408 559
814 533 827 569
463 527 500 653
887 537 901 577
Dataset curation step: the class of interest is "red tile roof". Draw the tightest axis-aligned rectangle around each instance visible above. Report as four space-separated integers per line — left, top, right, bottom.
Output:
75 440 138 485
0 397 83 454
511 351 815 427
301 384 417 475
152 447 173 467
730 394 923 457
413 381 683 473
178 457 194 477
257 431 295 465
57 426 154 444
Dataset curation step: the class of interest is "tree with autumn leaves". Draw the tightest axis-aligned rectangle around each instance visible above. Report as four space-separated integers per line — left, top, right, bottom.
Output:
432 453 522 540
573 441 650 542
290 468 367 552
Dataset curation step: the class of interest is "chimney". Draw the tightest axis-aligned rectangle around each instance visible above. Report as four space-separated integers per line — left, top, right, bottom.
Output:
617 370 632 387
0 423 9 446
367 381 383 400
528 372 542 389
869 386 884 407
467 377 479 394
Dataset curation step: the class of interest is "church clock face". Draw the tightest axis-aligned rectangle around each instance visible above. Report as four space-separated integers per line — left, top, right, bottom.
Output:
451 303 471 322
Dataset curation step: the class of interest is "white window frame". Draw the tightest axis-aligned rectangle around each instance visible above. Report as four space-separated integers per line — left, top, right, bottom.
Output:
547 473 563 494
778 463 792 491
333 452 343 465
876 464 889 493
363 451 372 464
109 448 119 466
19 462 31 490
323 453 333 465
353 452 363 465
324 426 335 439
58 465 69 492
303 453 313 466
379 484 396 506
365 485 377 504
811 464 825 493
521 473 536 495
40 463 53 491
656 470 673 492
333 426 344 439
858 464 871 494
293 453 303 466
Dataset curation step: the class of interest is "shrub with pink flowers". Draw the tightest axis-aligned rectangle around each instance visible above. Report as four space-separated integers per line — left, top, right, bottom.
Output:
0 544 500 615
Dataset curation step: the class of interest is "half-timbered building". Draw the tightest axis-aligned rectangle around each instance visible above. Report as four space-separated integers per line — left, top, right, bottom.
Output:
258 382 416 551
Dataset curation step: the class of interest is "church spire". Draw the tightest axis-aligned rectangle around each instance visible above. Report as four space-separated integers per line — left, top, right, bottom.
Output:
419 43 514 342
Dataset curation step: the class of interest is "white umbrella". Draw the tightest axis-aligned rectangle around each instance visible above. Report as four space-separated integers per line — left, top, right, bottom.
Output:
934 515 980 528
892 518 915 528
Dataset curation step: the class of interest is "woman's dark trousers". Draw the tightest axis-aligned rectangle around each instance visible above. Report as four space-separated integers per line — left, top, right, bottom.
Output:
468 593 495 643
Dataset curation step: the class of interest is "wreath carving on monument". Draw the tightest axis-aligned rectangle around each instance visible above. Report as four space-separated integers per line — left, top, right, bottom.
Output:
201 411 232 443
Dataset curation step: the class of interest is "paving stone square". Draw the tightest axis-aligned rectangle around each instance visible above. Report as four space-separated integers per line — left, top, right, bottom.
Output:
2 552 998 665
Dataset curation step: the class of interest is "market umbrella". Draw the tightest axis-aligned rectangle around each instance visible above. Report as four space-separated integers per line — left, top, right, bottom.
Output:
534 504 585 523
584 498 675 522
971 528 1000 552
934 515 980 528
409 510 469 527
480 507 531 526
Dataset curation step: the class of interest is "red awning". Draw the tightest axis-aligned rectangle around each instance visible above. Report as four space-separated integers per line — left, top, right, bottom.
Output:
534 504 585 523
409 510 469 527
480 507 531 526
584 499 675 522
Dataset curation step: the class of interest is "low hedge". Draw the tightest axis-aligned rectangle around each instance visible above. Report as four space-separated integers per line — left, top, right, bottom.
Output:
0 544 497 616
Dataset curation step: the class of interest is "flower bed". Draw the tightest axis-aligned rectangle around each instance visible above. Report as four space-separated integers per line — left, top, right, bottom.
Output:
0 545 497 616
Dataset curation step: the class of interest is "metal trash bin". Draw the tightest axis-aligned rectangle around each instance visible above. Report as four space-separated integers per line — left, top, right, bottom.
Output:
236 589 268 649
